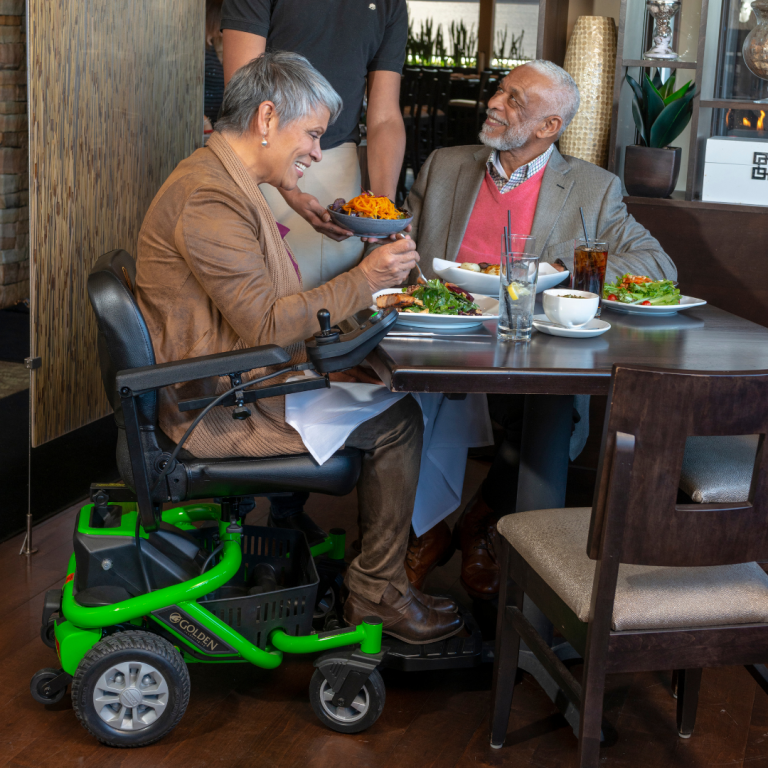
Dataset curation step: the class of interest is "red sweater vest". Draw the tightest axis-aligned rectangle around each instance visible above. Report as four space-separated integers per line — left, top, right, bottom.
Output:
456 167 546 264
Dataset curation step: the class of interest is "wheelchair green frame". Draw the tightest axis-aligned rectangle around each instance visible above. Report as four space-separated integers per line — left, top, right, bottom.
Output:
54 502 382 677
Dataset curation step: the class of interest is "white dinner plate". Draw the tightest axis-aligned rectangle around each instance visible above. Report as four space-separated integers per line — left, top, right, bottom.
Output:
532 314 611 338
601 295 707 315
372 289 499 330
432 257 569 295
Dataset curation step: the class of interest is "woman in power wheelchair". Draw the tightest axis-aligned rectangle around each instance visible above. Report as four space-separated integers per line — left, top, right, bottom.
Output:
30 51 462 747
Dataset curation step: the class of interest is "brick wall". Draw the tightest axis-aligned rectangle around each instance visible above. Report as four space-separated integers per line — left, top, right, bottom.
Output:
0 0 26 309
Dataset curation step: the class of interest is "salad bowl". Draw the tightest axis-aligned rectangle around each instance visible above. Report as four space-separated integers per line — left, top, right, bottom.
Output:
432 258 569 295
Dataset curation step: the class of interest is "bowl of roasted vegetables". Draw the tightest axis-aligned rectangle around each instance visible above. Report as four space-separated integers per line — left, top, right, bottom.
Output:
328 192 413 237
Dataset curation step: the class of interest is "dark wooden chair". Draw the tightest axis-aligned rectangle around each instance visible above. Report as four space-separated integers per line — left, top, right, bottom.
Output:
489 364 768 767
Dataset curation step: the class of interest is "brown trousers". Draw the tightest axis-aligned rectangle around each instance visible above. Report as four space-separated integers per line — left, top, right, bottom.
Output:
344 394 424 603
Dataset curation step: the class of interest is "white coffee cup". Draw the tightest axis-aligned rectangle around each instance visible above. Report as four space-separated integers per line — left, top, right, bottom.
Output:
542 288 599 328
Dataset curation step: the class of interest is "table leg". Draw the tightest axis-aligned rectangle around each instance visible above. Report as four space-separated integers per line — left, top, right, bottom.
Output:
514 394 584 736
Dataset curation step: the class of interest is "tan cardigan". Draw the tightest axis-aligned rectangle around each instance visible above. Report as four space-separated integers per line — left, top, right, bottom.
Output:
135 133 373 458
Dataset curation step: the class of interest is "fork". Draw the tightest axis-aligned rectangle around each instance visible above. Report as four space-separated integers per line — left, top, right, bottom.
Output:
396 232 427 285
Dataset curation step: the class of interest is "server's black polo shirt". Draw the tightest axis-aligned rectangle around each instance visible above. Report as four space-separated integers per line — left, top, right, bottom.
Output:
221 0 408 150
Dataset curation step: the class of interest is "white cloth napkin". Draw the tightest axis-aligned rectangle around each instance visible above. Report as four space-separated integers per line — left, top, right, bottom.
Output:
409 392 494 535
284 380 493 536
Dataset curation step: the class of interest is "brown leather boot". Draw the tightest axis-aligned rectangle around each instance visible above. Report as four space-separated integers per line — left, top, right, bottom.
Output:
343 583 463 644
405 521 453 591
409 584 459 613
455 493 500 600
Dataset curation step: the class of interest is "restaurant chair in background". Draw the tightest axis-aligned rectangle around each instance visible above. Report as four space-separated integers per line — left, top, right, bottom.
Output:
429 68 453 157
412 67 438 175
410 67 454 176
398 66 422 204
489 364 768 767
447 70 497 145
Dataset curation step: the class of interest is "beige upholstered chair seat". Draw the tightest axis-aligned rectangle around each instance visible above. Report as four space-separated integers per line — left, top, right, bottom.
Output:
680 435 758 503
497 507 768 631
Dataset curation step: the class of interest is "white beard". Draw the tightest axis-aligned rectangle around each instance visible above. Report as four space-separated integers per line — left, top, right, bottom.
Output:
479 112 538 151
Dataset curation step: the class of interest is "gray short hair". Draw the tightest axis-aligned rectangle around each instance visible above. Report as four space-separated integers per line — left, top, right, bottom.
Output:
521 60 581 137
216 50 343 134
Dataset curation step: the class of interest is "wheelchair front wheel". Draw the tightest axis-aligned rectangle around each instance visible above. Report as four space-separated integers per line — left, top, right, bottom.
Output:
309 667 385 734
71 630 190 747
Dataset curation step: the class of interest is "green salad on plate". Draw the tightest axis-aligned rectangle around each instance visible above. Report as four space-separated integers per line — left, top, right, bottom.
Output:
402 279 480 315
603 274 681 306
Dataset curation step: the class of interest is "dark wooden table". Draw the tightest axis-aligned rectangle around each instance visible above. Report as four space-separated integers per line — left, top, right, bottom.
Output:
367 300 768 736
371 299 768 511
371 302 768 396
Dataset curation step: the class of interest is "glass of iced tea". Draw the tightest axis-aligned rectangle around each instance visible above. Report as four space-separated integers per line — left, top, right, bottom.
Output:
572 239 608 314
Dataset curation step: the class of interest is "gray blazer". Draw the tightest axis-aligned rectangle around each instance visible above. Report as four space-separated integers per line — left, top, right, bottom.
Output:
405 145 678 282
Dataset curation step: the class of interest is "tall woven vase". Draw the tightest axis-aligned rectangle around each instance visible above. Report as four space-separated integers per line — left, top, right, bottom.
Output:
559 16 617 168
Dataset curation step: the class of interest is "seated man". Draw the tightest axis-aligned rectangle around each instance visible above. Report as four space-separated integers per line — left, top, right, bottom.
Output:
135 51 461 643
401 60 677 598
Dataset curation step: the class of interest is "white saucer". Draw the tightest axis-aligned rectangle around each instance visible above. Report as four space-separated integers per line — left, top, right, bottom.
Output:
532 314 611 338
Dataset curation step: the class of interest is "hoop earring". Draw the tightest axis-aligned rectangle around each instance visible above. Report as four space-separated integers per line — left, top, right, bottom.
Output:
261 135 268 147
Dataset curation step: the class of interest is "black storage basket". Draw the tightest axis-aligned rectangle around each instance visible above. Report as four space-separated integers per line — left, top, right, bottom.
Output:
199 526 319 649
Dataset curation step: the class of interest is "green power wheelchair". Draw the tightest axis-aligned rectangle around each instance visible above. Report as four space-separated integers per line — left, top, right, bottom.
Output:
29 249 402 746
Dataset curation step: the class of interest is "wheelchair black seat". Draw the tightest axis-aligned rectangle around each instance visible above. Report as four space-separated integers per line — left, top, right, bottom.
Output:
87 249 391 533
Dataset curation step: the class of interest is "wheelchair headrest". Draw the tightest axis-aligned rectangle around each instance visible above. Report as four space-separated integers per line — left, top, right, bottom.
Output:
87 249 157 428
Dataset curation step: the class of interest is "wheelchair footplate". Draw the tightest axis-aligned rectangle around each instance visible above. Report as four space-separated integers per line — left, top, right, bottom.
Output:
379 609 492 672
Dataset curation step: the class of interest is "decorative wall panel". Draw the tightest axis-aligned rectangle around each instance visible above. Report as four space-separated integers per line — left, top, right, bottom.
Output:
28 0 203 446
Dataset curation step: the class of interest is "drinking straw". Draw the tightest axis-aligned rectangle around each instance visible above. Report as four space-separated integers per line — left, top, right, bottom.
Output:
503 226 508 256
579 207 590 248
507 210 512 253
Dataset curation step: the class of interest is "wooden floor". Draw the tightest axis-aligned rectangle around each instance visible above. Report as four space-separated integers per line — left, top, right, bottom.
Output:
2 459 767 768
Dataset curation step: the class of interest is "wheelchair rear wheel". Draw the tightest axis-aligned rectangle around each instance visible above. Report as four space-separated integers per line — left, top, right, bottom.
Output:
41 619 57 650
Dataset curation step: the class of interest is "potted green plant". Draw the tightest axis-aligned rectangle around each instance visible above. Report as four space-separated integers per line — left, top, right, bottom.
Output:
624 71 697 197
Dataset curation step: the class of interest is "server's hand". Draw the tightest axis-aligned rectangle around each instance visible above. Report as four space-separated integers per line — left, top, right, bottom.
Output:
281 188 353 241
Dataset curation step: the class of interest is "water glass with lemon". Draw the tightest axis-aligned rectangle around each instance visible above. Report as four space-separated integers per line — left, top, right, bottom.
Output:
498 253 539 341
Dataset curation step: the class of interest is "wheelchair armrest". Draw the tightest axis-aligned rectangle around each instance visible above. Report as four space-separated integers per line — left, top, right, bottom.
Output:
115 344 291 394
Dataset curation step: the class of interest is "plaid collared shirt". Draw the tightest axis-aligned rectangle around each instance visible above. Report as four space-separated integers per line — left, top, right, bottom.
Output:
487 145 554 194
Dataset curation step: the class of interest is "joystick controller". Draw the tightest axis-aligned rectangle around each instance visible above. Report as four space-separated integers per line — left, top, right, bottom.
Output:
313 309 340 345
306 306 398 373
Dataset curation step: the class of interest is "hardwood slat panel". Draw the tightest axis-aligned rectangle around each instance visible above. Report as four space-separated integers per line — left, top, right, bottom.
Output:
28 0 203 446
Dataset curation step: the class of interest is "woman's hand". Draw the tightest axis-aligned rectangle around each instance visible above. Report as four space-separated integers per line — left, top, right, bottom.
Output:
359 236 420 293
279 188 353 241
